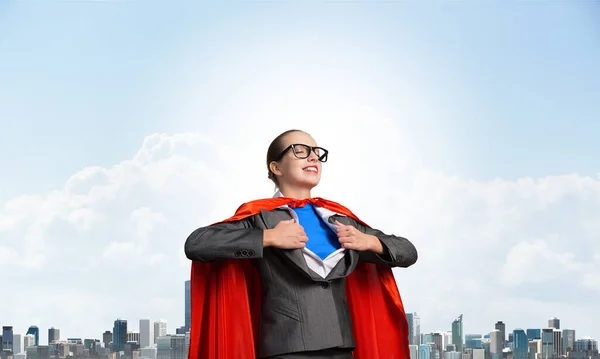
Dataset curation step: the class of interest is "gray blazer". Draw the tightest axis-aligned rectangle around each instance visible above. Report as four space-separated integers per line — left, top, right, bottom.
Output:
184 207 418 358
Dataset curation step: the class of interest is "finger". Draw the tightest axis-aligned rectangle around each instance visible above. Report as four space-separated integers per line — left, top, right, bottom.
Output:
334 220 346 227
338 236 354 244
299 235 309 242
336 225 348 233
341 242 357 250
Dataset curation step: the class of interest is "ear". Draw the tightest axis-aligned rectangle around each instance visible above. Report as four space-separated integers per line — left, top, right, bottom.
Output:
269 161 283 176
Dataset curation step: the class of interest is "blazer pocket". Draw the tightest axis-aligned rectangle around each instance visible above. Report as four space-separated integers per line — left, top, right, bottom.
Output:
272 304 301 322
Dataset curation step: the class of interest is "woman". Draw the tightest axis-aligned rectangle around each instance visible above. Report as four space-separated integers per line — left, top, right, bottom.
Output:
184 129 418 359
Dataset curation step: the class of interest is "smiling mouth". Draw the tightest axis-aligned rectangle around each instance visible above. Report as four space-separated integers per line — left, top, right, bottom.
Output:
303 166 318 173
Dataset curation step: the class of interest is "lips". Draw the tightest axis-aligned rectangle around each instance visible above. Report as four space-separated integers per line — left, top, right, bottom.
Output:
303 165 318 173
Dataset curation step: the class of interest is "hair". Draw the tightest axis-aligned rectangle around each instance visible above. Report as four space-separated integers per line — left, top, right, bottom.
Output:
266 129 306 187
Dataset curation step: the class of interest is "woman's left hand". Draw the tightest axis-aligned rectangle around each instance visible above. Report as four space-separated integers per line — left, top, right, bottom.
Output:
334 220 384 254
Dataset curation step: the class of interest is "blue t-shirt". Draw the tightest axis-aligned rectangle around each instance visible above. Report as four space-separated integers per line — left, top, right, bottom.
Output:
291 204 341 260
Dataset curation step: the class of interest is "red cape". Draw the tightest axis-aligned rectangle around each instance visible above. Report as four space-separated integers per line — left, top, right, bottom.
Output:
188 197 410 359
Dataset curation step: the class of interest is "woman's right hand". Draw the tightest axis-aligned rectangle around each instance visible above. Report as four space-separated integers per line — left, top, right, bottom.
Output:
264 219 308 249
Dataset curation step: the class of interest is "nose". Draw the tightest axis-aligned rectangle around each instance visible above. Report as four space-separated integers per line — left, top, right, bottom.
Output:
307 150 319 162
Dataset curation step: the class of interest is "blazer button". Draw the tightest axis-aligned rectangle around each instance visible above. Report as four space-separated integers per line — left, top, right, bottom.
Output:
248 250 255 256
242 250 248 257
235 251 242 257
320 282 330 289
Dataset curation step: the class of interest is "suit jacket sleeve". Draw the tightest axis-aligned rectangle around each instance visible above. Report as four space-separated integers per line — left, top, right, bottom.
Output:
184 215 264 262
348 217 418 268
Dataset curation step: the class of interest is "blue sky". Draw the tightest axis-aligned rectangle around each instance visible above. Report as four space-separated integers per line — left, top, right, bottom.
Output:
1 0 600 344
2 0 599 201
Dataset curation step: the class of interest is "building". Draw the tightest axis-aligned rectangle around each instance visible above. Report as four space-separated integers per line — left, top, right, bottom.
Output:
12 334 22 354
495 322 506 349
410 345 419 359
548 318 560 330
529 340 541 359
527 329 541 340
154 320 167 345
185 280 191 333
102 331 112 347
127 331 140 344
419 345 433 359
48 328 60 344
141 346 158 359
113 319 128 352
490 330 503 359
553 329 563 356
157 335 187 359
472 349 485 359
433 332 444 353
466 335 483 350
444 331 453 351
542 328 554 359
563 330 576 353
453 315 464 353
23 335 35 349
513 329 528 359
26 326 39 346
140 319 153 349
408 313 422 346
2 327 13 353
575 338 598 353
446 352 462 359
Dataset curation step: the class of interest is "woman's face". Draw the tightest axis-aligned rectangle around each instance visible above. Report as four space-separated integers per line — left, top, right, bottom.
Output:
272 131 324 190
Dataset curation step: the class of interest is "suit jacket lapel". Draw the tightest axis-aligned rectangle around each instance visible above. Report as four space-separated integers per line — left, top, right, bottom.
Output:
258 208 313 278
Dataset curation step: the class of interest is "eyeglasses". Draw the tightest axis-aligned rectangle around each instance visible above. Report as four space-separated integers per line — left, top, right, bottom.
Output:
275 144 328 162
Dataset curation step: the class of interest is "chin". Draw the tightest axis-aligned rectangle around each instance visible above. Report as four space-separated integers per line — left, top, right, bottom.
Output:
303 179 320 188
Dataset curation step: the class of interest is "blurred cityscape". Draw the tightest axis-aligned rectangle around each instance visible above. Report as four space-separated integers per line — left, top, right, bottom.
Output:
407 314 599 359
1 280 598 359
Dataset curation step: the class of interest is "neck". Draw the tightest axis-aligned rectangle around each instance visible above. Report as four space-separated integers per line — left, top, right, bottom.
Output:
278 184 312 199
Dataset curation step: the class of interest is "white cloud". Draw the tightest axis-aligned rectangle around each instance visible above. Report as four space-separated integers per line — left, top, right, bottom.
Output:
1 127 599 343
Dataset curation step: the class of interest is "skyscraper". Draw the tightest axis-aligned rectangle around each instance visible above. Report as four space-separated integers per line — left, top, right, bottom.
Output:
185 280 191 332
527 329 541 340
452 314 463 353
102 331 112 347
13 334 22 354
513 329 528 359
494 322 506 349
113 319 127 352
48 328 60 344
140 319 153 348
553 329 563 356
433 332 443 353
419 344 432 359
548 317 560 330
26 326 39 346
465 334 483 349
541 328 554 359
490 330 503 359
2 327 13 353
563 329 576 353
23 334 35 349
407 313 422 345
154 320 167 344
410 345 419 359
575 338 598 352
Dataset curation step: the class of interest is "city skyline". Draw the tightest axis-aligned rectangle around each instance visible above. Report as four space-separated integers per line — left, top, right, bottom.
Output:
2 1 600 343
4 311 598 349
4 312 598 359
